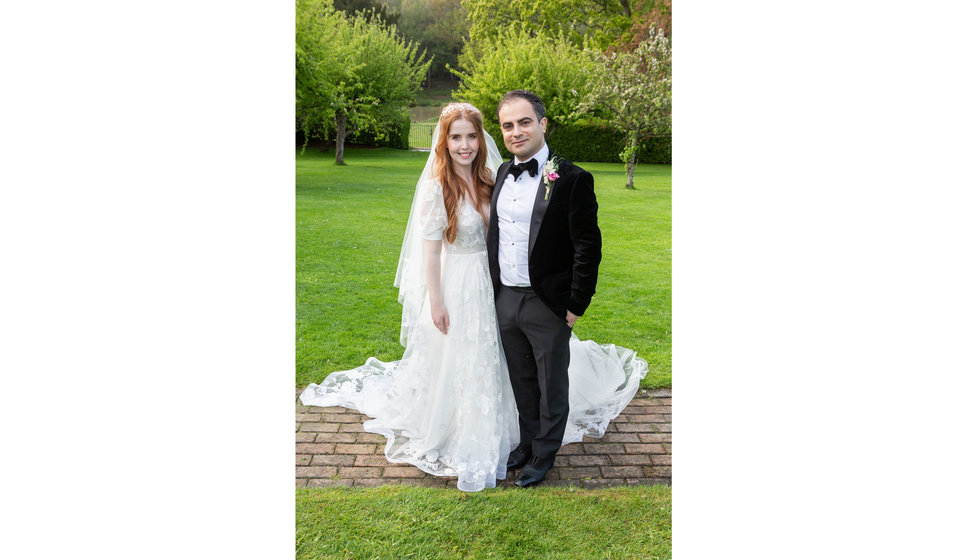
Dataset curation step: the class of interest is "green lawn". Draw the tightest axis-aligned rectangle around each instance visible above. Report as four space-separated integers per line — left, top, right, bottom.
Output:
296 146 671 389
296 485 672 559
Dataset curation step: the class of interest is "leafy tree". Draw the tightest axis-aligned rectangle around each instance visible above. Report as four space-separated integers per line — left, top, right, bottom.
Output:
612 0 671 51
295 0 431 163
384 0 468 79
461 0 633 51
450 28 595 128
334 0 399 26
579 29 671 189
296 0 350 149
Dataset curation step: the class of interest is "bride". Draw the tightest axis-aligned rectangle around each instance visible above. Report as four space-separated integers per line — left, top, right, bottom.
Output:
300 103 647 492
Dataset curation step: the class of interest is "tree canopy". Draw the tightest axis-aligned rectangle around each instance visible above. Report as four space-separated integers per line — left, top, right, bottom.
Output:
296 0 430 163
579 28 671 188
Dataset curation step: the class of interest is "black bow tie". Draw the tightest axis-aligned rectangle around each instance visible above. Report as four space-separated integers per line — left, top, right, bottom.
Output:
507 158 538 180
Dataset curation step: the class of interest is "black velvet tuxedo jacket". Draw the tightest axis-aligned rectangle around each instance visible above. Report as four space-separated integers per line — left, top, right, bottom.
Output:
487 152 602 319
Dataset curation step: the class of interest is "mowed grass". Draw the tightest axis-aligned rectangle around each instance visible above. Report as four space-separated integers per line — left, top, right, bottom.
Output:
296 485 672 560
296 146 671 389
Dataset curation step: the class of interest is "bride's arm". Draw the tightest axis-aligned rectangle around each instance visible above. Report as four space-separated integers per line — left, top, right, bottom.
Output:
424 239 449 335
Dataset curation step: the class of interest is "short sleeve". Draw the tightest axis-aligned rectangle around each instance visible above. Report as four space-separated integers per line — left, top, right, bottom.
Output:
418 179 448 241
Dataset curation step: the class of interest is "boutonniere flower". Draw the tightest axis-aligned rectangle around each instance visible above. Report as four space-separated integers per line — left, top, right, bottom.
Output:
543 156 561 201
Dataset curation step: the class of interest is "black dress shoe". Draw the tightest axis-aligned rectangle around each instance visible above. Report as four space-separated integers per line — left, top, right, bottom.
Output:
514 456 554 487
507 446 532 470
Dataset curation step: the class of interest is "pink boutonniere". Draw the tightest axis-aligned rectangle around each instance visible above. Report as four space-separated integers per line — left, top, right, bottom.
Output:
543 156 561 201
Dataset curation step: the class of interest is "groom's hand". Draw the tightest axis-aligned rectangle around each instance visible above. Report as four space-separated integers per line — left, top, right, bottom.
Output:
565 310 579 328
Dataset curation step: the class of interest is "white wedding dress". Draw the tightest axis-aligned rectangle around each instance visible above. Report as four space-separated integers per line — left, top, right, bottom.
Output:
301 180 648 492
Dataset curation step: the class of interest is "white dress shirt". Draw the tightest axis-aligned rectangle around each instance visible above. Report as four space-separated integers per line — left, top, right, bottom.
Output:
497 143 549 287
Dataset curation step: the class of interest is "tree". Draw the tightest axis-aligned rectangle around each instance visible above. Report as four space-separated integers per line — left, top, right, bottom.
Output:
460 0 633 52
295 0 431 163
296 0 349 149
334 0 400 26
451 28 596 128
612 0 671 52
384 0 469 79
579 29 671 189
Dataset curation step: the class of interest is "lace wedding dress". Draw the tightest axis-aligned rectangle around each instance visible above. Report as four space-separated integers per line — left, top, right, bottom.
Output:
300 180 649 491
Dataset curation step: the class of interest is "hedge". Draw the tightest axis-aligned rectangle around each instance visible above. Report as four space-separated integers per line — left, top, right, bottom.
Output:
296 112 411 150
487 122 670 165
299 117 670 165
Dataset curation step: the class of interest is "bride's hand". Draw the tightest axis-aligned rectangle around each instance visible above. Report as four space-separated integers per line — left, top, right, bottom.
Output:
431 303 450 335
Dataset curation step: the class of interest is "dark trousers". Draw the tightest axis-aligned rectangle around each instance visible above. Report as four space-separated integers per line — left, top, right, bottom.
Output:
496 285 572 462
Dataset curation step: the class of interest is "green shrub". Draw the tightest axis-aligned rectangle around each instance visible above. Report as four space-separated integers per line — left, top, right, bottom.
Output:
486 122 671 164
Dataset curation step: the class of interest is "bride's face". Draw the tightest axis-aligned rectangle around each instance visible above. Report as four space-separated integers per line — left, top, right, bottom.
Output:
446 118 480 171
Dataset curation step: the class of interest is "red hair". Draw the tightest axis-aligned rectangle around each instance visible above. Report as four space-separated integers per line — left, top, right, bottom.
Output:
433 104 495 243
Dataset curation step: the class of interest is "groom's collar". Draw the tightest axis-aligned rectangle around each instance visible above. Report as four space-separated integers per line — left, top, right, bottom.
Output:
514 143 550 173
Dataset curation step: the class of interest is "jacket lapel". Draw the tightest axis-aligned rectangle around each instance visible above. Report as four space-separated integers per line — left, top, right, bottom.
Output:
527 150 553 259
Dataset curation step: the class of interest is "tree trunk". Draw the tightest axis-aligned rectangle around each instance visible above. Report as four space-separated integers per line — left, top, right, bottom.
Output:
334 110 347 165
619 0 632 18
625 130 638 190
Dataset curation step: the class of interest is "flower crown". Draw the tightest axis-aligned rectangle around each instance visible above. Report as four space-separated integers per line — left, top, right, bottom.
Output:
440 102 481 117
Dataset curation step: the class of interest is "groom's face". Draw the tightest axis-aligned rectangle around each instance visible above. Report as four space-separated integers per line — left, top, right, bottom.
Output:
498 99 547 160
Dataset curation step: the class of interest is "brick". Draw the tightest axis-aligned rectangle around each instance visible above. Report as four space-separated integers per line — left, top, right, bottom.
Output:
626 414 671 423
567 455 610 467
319 413 364 423
553 456 572 467
339 423 366 433
624 443 667 454
603 422 619 433
308 479 354 488
652 423 672 433
638 433 672 443
558 467 601 480
383 466 426 478
338 467 383 478
583 443 625 455
296 432 317 443
295 413 323 422
315 432 358 443
600 466 644 478
609 454 652 466
557 443 585 455
302 423 341 433
295 423 300 432
650 455 671 465
334 443 377 455
296 466 339 478
296 443 335 455
296 455 312 466
597 433 640 443
355 432 385 444
642 466 672 478
615 423 652 433
313 406 350 414
354 455 390 467
296 478 308 488
311 455 356 466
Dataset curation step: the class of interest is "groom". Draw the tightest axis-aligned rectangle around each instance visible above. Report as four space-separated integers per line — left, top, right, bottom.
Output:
487 90 602 487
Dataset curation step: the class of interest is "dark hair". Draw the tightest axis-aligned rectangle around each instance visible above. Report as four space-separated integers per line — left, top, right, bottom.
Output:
497 90 546 122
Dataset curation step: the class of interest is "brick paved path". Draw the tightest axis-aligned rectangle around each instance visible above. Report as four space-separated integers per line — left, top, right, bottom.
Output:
296 388 670 489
